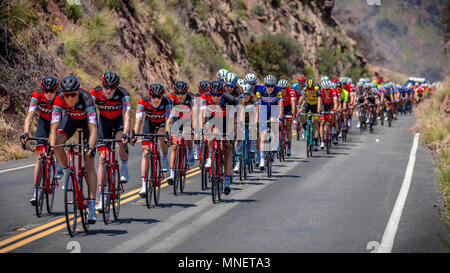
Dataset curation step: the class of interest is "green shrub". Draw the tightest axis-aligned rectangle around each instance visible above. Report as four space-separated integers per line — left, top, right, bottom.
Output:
193 1 211 19
345 67 367 83
252 5 265 16
316 43 343 76
304 65 315 79
246 33 303 78
64 2 83 22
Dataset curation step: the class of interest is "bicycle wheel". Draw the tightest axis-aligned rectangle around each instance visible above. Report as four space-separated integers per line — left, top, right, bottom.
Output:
200 142 208 190
173 146 180 196
101 163 112 224
180 146 187 193
79 176 89 232
388 111 392 127
34 159 45 217
144 154 153 208
153 158 161 205
305 124 310 158
211 152 218 203
308 124 314 157
63 172 77 236
112 167 121 220
325 126 330 154
239 155 243 181
46 163 56 214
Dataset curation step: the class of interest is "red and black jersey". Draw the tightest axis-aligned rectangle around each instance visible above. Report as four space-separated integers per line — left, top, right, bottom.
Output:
202 92 239 119
281 88 296 107
28 89 61 121
89 86 131 119
51 89 97 125
136 96 173 125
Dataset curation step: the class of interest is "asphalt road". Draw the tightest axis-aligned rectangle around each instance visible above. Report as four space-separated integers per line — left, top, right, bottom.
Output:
0 114 448 253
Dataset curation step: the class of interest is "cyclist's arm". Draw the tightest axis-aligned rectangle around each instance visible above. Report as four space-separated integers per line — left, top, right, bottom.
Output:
133 99 144 135
278 99 283 120
23 111 35 136
122 91 132 136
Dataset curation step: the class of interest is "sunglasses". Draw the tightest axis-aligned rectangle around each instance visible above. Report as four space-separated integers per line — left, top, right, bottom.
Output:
63 92 77 98
44 89 56 94
211 93 223 97
174 91 187 95
266 85 275 88
225 84 236 88
151 95 163 99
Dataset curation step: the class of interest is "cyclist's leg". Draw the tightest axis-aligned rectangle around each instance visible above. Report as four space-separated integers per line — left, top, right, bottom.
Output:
222 139 233 194
96 115 111 194
54 115 75 169
157 126 170 171
80 119 96 200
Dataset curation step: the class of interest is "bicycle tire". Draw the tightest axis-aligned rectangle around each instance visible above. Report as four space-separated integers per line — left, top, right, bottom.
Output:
46 163 56 214
173 146 180 196
200 141 208 190
144 154 153 208
79 175 89 233
34 159 45 217
64 172 77 237
101 163 112 224
211 152 218 203
112 167 121 220
180 145 187 193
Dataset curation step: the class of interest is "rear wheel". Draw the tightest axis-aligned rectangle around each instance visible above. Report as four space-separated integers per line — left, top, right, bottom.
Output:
79 175 89 232
153 158 161 205
46 163 56 214
211 152 218 204
180 146 187 193
112 167 121 219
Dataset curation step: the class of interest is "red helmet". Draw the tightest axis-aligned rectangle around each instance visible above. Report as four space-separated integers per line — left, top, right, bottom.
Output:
297 75 306 83
331 78 339 83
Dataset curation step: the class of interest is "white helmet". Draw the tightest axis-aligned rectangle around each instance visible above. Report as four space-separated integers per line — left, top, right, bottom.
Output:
245 73 258 84
217 69 229 80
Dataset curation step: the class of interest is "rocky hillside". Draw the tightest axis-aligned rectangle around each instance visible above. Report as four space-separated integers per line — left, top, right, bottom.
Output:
333 0 448 82
0 0 368 159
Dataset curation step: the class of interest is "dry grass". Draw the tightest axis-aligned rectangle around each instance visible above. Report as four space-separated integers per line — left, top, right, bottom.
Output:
415 77 450 227
0 144 33 161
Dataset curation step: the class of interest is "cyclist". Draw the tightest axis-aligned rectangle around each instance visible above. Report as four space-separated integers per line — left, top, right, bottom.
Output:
193 81 210 160
244 73 263 165
319 80 338 149
224 72 241 98
201 81 242 195
89 72 131 211
255 75 283 170
217 69 229 83
50 76 98 224
298 79 320 151
131 84 172 198
233 83 258 173
278 79 296 156
21 76 63 205
166 81 196 185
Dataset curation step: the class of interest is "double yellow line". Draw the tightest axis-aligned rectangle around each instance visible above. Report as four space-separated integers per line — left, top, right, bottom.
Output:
0 167 201 253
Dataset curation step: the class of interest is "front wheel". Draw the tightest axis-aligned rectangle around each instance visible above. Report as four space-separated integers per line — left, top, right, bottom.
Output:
63 172 77 236
153 158 162 205
101 163 112 225
144 154 153 208
34 159 45 217
112 167 121 220
46 163 57 214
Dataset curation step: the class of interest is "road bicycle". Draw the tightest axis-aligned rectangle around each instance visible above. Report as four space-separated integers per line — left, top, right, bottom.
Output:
22 137 58 217
171 132 190 196
299 113 318 158
53 129 90 237
199 131 209 191
134 132 168 208
321 111 335 154
97 138 125 224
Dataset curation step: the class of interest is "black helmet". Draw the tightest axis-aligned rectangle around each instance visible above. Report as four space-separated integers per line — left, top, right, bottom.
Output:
198 81 209 93
148 83 165 96
60 76 80 92
208 80 224 94
101 72 120 88
40 76 59 91
173 81 189 95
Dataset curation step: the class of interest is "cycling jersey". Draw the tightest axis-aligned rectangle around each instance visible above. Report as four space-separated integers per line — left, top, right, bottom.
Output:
255 86 282 106
28 90 61 121
340 89 349 103
203 92 240 137
51 89 97 125
303 88 319 105
320 89 336 105
136 96 173 124
281 88 296 106
89 86 131 119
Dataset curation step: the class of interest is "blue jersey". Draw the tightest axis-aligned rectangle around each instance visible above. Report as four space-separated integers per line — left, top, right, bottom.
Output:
255 86 282 106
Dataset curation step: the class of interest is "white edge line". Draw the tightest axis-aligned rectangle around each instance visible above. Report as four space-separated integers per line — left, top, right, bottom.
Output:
377 133 420 253
0 164 35 174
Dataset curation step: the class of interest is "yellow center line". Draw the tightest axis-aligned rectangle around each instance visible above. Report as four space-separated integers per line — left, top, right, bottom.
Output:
0 169 202 253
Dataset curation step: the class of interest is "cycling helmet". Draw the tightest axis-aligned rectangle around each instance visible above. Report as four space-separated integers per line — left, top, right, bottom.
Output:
101 72 120 88
241 83 252 95
217 69 229 80
60 76 80 92
277 79 289 88
331 78 339 83
225 73 238 86
320 76 329 82
173 81 189 95
320 81 328 89
40 76 59 91
264 74 277 85
297 75 306 83
314 83 320 91
306 79 315 89
237 79 245 87
148 83 165 96
245 73 257 84
330 81 336 89
198 81 209 93
208 80 225 94
335 81 342 88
